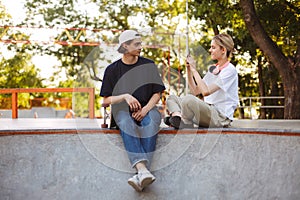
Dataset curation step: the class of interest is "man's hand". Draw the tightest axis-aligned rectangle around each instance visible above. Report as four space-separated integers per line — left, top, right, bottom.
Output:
131 107 148 122
124 94 141 112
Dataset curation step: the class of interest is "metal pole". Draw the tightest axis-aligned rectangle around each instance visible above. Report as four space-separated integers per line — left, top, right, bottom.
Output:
250 97 252 119
185 0 189 95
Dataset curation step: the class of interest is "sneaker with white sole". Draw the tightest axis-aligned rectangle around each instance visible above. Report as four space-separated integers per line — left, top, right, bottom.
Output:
138 171 156 188
128 175 143 192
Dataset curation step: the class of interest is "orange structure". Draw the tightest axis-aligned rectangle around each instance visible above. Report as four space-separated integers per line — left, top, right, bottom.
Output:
0 88 95 119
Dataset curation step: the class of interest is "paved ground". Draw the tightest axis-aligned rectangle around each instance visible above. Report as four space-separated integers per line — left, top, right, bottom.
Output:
0 119 299 200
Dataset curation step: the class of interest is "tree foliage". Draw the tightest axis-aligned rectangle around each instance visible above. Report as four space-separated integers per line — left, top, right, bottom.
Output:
0 53 43 89
0 50 45 108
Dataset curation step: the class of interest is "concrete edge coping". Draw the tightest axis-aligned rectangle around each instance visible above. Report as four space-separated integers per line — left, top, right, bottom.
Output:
1 127 299 136
0 119 299 136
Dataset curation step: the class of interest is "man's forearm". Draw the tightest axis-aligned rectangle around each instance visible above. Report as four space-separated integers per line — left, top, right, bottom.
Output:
102 94 127 105
143 92 161 113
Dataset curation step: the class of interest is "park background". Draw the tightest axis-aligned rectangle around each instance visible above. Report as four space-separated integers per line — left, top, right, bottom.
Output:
0 0 299 119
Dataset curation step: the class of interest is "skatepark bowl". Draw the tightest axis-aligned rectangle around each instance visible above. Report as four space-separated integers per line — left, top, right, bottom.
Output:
0 118 299 200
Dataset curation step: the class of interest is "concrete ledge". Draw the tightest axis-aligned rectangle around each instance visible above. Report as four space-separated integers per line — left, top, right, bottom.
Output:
0 119 299 135
1 131 299 199
1 128 300 137
1 119 299 199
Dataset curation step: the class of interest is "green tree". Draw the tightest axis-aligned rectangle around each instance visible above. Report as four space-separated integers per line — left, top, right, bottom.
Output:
23 0 190 94
0 53 43 88
240 0 300 119
0 3 11 25
23 0 131 82
0 51 44 108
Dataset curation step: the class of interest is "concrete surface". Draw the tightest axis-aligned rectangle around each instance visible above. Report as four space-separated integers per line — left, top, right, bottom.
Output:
0 119 300 200
0 118 299 132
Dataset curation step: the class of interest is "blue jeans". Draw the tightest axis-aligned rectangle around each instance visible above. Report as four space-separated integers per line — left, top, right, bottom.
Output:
114 108 161 169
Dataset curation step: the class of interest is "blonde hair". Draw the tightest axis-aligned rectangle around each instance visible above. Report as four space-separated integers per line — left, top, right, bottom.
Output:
213 34 235 57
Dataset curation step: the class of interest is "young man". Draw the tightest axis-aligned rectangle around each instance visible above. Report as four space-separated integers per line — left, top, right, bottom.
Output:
100 30 165 191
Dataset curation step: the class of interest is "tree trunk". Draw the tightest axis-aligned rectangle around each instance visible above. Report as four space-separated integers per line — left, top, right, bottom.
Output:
269 71 283 119
257 56 266 119
240 0 300 119
283 69 300 119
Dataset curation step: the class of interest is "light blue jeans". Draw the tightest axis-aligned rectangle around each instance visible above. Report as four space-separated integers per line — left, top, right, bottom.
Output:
114 108 161 169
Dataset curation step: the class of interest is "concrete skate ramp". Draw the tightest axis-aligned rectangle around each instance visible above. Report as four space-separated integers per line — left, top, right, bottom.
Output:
0 119 299 200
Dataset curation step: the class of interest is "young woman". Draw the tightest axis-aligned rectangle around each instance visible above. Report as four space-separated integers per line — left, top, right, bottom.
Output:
165 33 239 129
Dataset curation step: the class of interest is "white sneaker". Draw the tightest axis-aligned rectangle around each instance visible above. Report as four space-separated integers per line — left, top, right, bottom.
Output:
138 171 156 188
128 175 143 192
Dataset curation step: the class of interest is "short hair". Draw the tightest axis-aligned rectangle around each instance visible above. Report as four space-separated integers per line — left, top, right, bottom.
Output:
213 34 235 57
117 40 134 54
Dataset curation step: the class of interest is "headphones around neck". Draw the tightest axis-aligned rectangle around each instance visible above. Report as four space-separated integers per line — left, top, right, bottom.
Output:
209 65 220 75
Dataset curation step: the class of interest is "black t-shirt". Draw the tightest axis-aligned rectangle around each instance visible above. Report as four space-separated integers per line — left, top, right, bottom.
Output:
100 56 165 110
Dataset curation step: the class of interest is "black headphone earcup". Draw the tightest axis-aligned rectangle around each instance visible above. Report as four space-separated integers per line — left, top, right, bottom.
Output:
209 65 220 75
209 66 216 73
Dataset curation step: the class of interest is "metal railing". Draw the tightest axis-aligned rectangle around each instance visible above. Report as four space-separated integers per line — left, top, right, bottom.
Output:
0 89 284 120
0 88 95 119
238 96 284 119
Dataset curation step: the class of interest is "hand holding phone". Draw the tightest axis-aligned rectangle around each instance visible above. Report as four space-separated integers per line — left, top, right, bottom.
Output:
186 55 196 71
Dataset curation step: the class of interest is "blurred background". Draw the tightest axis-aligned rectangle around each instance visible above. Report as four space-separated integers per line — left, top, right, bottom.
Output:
0 0 299 119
